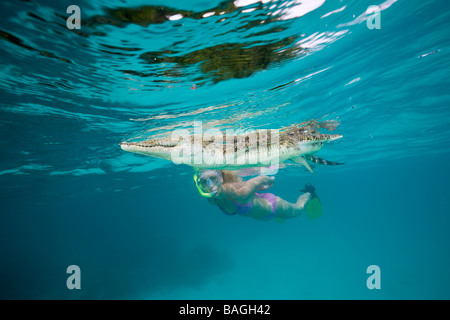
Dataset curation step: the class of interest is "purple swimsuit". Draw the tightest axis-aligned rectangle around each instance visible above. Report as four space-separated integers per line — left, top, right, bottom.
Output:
220 192 277 220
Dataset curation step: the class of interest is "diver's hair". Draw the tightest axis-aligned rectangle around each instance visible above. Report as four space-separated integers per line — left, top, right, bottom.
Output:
220 170 241 183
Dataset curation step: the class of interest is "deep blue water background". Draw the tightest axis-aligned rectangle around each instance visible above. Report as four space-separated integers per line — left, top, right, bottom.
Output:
0 0 449 299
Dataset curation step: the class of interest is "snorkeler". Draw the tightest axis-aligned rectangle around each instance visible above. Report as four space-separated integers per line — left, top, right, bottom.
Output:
194 170 319 222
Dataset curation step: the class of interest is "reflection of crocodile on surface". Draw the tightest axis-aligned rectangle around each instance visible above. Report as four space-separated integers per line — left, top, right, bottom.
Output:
79 1 307 84
120 120 344 173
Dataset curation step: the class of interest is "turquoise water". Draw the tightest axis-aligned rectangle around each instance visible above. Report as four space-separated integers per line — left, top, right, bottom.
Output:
0 0 449 299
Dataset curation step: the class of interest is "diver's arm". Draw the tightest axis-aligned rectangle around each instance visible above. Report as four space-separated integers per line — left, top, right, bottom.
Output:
234 175 275 200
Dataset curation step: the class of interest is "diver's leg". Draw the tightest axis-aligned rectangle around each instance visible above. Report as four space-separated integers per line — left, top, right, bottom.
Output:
274 193 310 219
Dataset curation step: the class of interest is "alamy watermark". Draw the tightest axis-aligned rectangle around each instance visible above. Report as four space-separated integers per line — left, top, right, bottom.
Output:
66 5 81 30
366 265 381 290
66 265 81 290
169 121 280 174
366 5 381 29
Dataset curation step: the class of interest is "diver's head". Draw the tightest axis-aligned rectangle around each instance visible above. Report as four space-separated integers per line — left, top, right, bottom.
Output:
194 170 223 198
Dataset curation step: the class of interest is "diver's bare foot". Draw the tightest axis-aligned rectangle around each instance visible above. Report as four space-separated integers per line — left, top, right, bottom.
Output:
296 192 311 209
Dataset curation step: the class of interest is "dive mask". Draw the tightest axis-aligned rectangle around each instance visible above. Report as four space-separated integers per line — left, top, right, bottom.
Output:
194 170 221 198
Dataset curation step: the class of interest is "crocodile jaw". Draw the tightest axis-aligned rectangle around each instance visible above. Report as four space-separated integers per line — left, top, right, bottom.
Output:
120 142 175 161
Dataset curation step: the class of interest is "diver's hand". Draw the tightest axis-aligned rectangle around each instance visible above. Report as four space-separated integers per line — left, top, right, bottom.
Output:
257 176 275 190
257 184 272 191
266 176 275 184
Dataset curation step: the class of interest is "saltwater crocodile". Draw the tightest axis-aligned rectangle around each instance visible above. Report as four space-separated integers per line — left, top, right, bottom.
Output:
120 120 343 172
